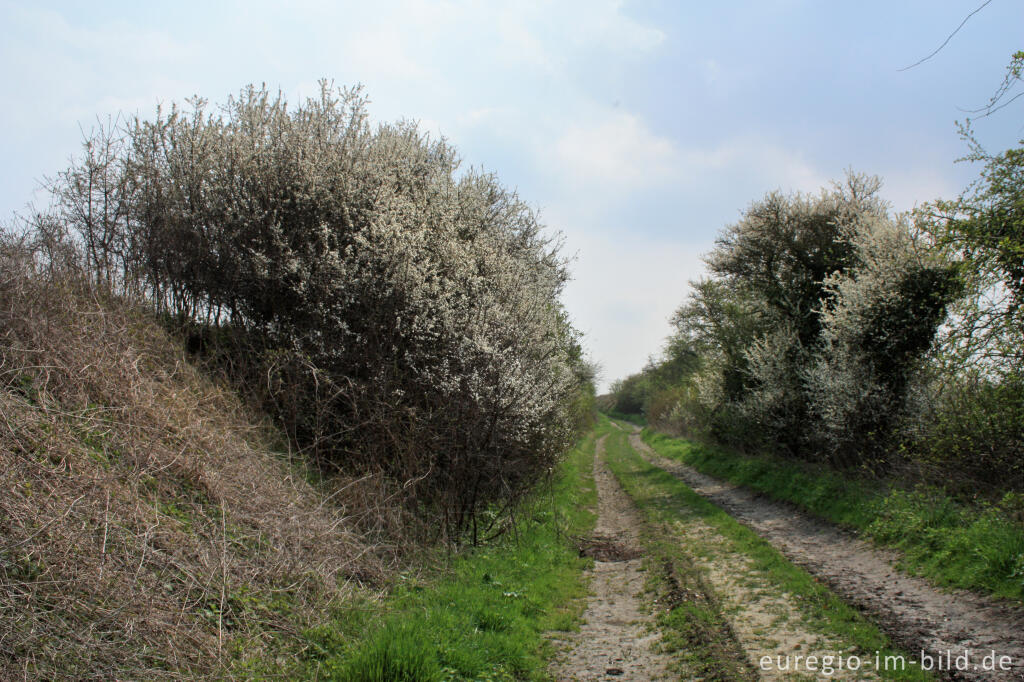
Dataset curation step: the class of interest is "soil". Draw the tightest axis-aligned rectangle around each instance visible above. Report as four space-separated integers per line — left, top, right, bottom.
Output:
670 515 877 680
549 435 676 681
629 427 1024 682
612 421 872 680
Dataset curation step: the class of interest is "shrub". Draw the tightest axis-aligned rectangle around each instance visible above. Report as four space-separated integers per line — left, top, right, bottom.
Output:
905 372 1024 492
632 173 963 471
739 323 807 455
805 217 961 468
32 82 587 537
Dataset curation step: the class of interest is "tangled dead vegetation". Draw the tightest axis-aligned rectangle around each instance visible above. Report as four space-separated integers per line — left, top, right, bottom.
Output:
574 534 642 562
0 243 391 679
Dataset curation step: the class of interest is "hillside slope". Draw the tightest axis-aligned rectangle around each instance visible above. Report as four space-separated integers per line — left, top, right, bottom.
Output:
0 252 384 679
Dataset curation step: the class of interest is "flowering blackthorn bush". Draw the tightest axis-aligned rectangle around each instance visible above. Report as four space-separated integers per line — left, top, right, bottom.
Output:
39 82 589 536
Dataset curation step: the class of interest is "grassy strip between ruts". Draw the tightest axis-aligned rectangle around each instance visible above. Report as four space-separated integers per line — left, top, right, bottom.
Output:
600 420 756 680
640 428 1024 601
277 424 607 682
604 422 933 681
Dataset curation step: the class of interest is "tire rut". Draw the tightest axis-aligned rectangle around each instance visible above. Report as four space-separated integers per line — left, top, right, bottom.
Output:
550 434 676 681
629 427 1024 681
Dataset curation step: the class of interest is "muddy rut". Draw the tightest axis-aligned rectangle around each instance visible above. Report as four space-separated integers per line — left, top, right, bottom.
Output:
550 435 675 681
629 427 1024 682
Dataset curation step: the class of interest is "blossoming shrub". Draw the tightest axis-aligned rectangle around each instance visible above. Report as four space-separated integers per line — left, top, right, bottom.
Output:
626 174 960 471
803 217 960 468
42 83 585 535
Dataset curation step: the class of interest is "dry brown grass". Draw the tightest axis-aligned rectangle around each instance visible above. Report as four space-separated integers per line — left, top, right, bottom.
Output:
0 244 392 679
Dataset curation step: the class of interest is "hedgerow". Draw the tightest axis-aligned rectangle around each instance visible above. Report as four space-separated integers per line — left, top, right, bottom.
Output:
28 81 592 537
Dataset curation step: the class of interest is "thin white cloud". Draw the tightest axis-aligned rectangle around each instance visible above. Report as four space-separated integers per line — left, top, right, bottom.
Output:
345 28 431 80
554 112 680 189
552 0 666 53
679 137 829 195
496 6 554 70
560 227 709 392
7 5 197 64
460 108 504 125
876 167 962 213
545 120 829 218
493 0 665 65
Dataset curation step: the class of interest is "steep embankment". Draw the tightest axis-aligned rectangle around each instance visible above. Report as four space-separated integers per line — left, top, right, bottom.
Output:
0 270 383 679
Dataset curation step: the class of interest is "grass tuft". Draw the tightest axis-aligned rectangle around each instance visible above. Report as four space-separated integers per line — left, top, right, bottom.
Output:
303 425 607 681
336 623 442 682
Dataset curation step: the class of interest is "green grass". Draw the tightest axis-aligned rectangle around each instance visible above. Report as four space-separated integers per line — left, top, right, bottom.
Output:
636 526 756 680
602 427 933 681
595 415 755 680
641 429 1024 601
604 410 646 426
278 424 609 682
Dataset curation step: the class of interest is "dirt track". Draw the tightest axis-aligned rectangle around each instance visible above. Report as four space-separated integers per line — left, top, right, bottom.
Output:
628 427 1024 682
550 435 675 681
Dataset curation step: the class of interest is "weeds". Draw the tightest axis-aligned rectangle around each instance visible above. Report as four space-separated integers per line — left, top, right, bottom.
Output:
0 252 382 679
300 429 601 681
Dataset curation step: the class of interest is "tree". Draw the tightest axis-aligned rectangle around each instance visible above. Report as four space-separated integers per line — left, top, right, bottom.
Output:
661 173 961 466
907 102 1024 490
687 173 891 454
804 216 961 467
920 135 1024 374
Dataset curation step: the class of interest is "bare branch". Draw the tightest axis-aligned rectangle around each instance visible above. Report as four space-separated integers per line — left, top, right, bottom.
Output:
898 0 993 72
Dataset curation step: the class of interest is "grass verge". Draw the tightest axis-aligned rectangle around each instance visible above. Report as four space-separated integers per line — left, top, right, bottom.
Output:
640 429 1024 601
283 425 608 681
604 426 933 681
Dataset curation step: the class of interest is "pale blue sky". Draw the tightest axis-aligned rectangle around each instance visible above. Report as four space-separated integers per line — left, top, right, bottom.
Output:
2 1 1021 390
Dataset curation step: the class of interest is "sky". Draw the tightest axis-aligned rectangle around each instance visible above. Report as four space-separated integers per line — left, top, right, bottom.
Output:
2 1 1022 391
